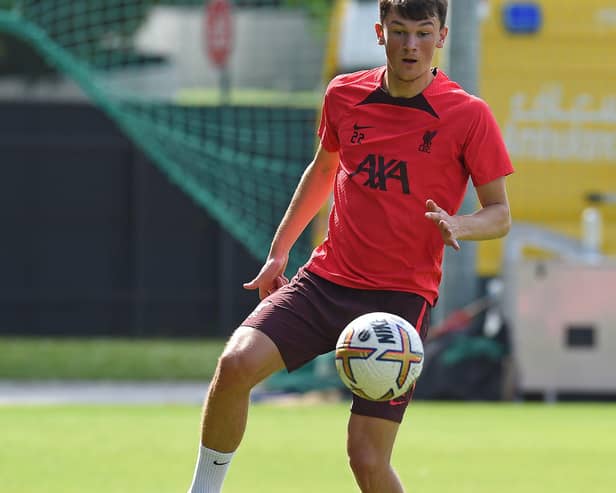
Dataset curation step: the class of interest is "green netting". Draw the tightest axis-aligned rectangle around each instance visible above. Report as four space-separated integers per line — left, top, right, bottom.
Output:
0 0 333 273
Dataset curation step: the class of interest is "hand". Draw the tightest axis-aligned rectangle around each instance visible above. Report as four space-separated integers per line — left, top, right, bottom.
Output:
424 199 461 250
243 256 289 300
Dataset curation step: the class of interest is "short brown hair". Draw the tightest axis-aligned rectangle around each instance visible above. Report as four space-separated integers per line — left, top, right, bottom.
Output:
379 0 448 28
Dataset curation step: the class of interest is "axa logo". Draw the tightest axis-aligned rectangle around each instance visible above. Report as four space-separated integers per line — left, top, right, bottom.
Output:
419 130 438 153
349 154 410 194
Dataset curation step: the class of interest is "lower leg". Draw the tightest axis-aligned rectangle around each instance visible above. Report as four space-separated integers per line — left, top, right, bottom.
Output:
188 327 284 493
200 364 252 452
353 464 405 493
347 414 405 493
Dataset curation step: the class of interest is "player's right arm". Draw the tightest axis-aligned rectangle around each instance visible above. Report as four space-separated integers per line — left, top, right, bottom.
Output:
243 144 339 299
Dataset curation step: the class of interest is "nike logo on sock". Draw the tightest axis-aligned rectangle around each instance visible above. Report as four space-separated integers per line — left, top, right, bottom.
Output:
213 460 230 466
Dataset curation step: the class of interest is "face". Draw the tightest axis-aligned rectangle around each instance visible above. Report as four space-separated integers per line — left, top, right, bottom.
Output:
375 10 447 92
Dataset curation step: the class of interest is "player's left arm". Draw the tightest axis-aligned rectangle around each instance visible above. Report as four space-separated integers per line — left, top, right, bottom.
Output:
425 176 511 250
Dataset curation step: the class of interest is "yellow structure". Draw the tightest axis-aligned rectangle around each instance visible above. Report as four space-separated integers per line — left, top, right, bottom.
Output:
478 0 616 274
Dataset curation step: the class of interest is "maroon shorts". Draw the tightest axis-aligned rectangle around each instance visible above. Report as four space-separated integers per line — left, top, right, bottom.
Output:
241 268 431 423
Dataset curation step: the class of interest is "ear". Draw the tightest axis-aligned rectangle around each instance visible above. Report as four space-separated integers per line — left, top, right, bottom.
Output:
375 23 385 45
436 26 448 48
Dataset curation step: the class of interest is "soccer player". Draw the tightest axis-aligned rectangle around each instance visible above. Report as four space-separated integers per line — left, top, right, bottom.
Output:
187 0 513 491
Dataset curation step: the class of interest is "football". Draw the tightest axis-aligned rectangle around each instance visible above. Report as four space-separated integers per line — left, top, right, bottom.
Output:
335 312 424 401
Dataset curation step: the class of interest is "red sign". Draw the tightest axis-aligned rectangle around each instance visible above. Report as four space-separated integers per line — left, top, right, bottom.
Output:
204 0 234 68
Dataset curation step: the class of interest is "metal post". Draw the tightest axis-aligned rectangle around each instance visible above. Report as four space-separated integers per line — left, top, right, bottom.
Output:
435 0 481 325
220 67 231 104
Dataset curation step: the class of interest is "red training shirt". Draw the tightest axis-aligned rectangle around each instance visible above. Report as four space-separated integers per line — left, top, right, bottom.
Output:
304 67 514 304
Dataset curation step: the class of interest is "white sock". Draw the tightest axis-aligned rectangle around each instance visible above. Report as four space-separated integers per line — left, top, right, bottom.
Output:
187 445 235 493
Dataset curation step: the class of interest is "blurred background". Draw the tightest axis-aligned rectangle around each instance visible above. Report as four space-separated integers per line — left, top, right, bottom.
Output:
1 1 616 493
0 0 615 403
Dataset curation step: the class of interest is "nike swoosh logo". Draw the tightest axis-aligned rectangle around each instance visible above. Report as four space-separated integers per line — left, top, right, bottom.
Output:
213 460 230 466
389 399 408 406
353 123 374 131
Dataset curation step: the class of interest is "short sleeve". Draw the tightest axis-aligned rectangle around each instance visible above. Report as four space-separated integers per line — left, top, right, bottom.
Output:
317 81 340 152
462 98 514 186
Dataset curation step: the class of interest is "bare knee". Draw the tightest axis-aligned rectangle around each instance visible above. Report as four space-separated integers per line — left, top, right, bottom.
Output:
213 350 253 391
348 441 388 488
213 327 283 392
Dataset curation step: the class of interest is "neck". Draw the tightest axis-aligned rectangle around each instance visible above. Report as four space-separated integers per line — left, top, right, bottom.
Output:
384 68 436 98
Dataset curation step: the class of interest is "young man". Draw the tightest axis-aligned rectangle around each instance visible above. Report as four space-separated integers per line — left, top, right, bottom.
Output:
187 1 513 492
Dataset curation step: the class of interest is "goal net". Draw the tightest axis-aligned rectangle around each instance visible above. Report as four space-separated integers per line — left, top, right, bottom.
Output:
0 0 333 273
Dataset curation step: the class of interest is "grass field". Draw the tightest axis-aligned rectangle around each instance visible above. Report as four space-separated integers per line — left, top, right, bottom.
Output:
175 88 321 108
0 337 226 380
1 402 615 493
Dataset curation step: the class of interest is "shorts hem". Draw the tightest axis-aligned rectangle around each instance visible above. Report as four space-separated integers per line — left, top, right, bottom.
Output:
350 404 406 424
240 323 294 373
